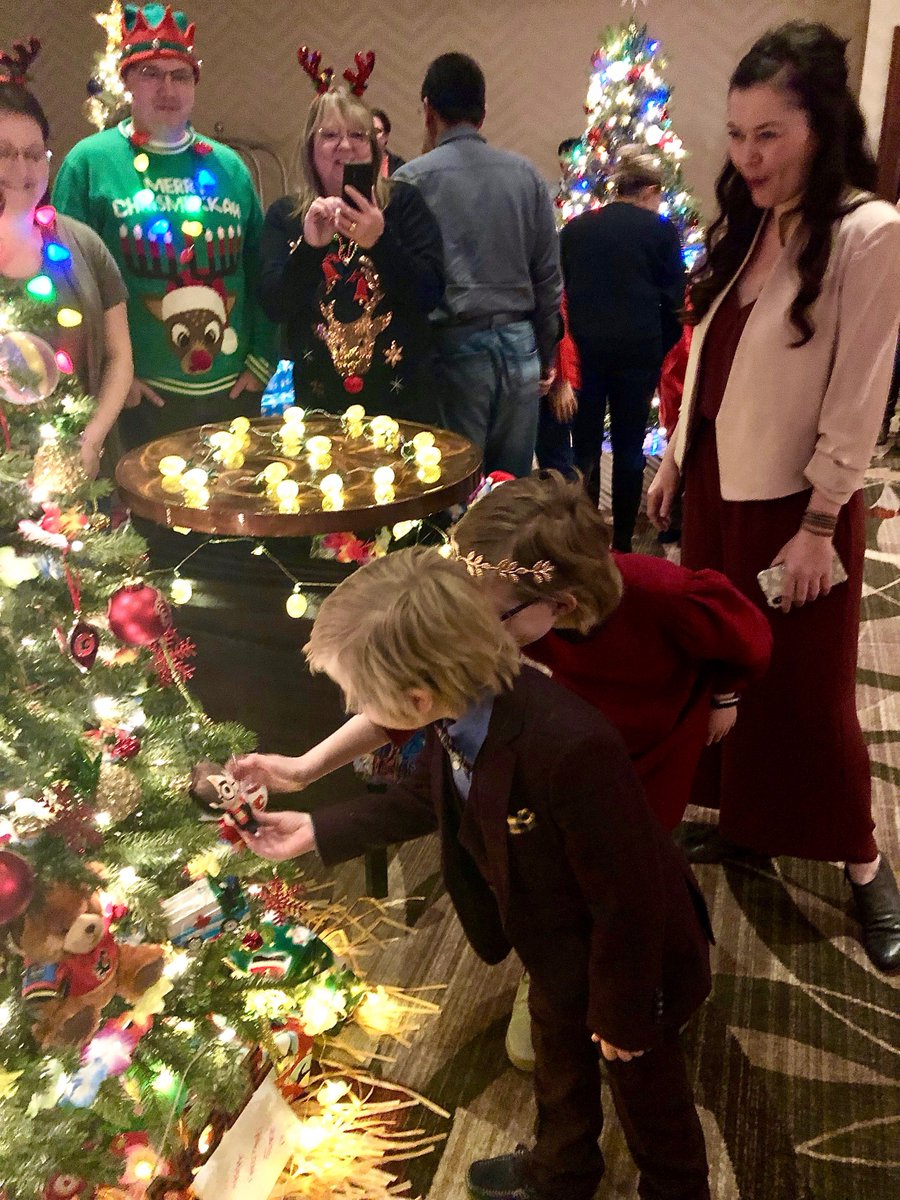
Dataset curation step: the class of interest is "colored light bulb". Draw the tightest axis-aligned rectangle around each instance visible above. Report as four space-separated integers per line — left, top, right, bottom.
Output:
373 466 395 488
344 404 365 423
57 308 83 328
230 417 250 434
26 274 54 300
45 242 71 263
196 168 216 191
184 194 203 214
34 205 56 227
412 430 435 451
54 350 74 374
306 436 332 457
149 217 170 237
283 406 306 425
181 219 204 238
133 152 150 173
134 188 154 207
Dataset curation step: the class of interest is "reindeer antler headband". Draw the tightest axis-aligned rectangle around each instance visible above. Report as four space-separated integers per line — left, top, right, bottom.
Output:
448 539 556 585
297 45 375 96
0 37 41 86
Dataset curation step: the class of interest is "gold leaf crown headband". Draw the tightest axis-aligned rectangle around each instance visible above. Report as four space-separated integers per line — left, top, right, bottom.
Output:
448 539 555 585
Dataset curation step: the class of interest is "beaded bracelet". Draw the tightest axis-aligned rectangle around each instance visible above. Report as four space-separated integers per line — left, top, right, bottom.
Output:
711 693 740 710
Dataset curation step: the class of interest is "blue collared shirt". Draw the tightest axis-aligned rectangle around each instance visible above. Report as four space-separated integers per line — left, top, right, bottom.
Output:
442 693 495 801
394 126 562 365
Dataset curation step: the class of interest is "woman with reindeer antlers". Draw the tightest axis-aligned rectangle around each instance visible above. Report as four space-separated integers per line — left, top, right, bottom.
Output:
259 49 445 421
0 39 132 478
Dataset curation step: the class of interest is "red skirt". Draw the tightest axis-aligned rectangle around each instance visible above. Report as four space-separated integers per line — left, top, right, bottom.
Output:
681 419 876 862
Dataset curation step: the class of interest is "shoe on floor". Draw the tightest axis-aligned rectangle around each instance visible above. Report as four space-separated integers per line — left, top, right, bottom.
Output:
675 823 769 866
467 1147 541 1200
505 973 535 1072
847 857 900 973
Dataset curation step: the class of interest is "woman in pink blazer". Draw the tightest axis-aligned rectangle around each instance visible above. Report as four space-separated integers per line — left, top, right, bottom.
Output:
648 21 900 973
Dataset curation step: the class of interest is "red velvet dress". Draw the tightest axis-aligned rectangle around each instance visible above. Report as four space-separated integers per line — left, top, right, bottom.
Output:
680 288 876 862
527 552 772 830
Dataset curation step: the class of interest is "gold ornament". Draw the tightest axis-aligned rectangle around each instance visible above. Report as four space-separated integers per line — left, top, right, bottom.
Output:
95 761 142 822
31 441 88 496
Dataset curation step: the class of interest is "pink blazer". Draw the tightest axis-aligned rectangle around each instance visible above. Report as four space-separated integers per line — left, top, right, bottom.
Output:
673 197 900 504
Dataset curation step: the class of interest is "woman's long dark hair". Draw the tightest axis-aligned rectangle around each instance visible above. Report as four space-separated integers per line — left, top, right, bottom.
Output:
689 21 876 346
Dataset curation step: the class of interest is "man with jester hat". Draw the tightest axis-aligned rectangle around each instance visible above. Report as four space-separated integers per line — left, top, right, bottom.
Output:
53 3 276 449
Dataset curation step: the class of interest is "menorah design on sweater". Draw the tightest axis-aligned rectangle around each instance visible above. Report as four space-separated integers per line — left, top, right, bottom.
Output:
119 221 242 376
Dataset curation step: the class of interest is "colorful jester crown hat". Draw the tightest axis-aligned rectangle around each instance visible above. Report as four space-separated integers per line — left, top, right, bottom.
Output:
119 4 199 77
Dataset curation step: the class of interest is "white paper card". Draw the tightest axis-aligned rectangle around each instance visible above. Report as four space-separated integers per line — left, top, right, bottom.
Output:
192 1073 298 1200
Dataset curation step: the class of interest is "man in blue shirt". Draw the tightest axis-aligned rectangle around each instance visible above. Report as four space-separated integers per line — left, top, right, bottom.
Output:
395 54 562 477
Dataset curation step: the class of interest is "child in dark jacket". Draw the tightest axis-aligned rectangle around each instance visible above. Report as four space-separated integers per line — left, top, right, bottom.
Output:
235 547 713 1200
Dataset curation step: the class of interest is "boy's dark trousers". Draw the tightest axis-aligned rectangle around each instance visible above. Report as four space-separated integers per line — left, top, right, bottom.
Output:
528 972 709 1200
506 915 710 1200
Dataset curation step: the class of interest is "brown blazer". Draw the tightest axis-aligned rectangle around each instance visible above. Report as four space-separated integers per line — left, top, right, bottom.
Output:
673 196 900 504
313 667 712 1051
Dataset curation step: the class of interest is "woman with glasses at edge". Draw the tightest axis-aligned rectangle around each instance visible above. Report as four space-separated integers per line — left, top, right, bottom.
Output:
259 76 445 421
0 53 132 478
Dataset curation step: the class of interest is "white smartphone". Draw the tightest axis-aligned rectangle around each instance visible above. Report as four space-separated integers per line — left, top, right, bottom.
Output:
756 549 848 609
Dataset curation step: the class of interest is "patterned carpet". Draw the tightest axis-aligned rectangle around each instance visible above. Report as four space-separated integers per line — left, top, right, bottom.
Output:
311 444 900 1200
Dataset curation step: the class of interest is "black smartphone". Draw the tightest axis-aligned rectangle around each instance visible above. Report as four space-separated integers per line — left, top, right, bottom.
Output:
342 161 376 204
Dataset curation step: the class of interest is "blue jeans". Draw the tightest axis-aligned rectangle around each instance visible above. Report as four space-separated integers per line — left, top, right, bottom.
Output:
432 320 541 477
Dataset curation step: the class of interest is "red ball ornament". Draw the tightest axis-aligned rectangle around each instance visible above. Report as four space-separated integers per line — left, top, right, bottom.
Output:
343 374 364 394
194 140 213 156
111 730 141 761
242 930 264 952
107 582 172 647
0 850 36 924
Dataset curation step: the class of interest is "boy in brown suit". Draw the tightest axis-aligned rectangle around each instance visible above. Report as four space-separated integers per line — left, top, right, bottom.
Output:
235 547 713 1200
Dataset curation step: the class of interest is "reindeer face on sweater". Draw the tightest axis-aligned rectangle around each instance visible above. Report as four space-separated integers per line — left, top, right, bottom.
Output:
145 281 238 375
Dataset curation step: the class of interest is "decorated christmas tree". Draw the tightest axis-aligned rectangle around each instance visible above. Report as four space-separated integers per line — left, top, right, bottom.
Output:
84 2 129 130
556 22 704 269
0 238 441 1197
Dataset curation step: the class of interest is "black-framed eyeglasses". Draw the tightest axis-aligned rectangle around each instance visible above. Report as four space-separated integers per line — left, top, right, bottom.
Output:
500 598 540 623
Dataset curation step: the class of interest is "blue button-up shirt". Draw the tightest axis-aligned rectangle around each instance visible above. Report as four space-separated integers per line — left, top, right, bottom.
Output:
394 126 562 366
442 693 495 801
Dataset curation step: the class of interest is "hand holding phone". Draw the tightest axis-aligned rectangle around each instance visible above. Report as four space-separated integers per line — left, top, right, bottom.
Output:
336 162 384 249
342 161 376 203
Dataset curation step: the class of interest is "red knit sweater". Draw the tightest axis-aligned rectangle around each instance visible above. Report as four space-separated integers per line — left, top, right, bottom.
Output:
526 553 772 829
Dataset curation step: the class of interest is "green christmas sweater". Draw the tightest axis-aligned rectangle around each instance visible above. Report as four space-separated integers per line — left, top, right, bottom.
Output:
52 119 276 399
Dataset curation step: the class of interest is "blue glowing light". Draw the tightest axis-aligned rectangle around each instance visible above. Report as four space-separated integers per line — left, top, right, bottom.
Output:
45 242 71 264
149 218 171 237
196 168 216 192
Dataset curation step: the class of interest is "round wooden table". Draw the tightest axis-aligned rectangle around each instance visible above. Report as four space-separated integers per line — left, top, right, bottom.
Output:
115 415 482 537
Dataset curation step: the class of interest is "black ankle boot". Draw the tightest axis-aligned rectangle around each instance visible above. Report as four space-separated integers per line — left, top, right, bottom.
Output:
675 823 769 866
846 858 900 973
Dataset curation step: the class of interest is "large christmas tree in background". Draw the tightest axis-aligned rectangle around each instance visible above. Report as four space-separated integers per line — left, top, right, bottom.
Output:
556 22 704 269
0 244 440 1196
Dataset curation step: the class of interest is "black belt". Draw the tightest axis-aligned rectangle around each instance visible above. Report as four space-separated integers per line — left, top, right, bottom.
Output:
434 312 529 332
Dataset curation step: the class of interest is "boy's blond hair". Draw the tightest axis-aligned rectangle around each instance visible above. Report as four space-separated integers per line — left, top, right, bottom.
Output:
451 471 624 634
305 547 521 724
